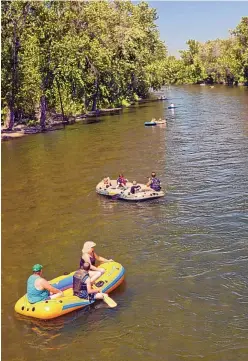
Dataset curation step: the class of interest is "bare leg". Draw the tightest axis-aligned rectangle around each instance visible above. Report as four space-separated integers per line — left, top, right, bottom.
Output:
94 292 106 300
89 269 105 283
50 291 63 299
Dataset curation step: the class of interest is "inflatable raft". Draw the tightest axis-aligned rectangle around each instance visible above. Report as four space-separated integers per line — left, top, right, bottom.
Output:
96 180 165 201
118 188 165 201
15 261 125 320
96 179 133 197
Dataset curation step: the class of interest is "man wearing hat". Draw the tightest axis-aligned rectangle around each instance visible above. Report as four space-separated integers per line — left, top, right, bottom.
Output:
27 264 63 304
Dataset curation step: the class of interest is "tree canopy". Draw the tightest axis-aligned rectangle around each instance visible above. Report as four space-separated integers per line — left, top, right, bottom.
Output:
1 1 247 130
1 0 167 129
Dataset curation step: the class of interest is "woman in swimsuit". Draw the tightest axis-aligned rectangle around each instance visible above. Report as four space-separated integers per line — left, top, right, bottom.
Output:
80 241 113 283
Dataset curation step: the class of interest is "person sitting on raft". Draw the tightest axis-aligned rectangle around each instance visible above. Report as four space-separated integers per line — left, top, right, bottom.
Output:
130 181 141 194
27 264 63 304
73 262 107 301
117 173 128 188
157 118 166 124
103 176 111 188
80 241 113 283
146 172 161 191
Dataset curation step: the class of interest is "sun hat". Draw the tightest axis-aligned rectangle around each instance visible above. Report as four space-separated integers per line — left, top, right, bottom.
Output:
32 264 43 272
82 241 96 254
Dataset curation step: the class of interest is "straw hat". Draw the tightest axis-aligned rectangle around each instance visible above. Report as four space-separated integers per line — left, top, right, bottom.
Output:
82 241 96 254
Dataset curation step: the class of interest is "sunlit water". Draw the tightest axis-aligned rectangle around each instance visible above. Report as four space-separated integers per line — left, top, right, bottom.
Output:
2 85 248 361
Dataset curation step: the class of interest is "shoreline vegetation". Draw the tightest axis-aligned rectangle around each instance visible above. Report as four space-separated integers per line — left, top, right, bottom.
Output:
1 1 248 141
1 95 166 141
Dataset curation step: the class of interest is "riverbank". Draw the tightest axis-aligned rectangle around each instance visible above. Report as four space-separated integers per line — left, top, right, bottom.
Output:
1 97 167 142
1 108 123 141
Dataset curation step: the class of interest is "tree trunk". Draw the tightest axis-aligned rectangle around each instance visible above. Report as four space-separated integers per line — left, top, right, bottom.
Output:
56 79 68 123
91 77 99 111
35 102 41 121
7 22 19 130
40 95 46 130
5 106 15 130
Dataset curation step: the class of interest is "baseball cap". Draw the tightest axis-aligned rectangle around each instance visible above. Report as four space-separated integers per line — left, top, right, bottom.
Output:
32 264 43 272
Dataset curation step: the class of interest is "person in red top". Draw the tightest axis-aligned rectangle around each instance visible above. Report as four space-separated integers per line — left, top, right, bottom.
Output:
117 174 128 187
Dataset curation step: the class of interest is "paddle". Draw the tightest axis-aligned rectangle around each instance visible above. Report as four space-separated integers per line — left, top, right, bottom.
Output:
102 294 117 308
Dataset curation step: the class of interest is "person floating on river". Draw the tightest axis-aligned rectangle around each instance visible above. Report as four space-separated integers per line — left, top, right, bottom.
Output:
156 118 166 125
117 173 128 188
80 241 113 283
73 262 107 301
146 172 161 191
170 103 175 108
27 264 63 304
130 180 141 194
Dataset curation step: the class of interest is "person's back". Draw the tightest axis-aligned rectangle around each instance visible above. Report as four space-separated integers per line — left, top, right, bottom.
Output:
73 269 89 299
27 274 49 304
73 262 107 301
150 177 161 191
27 264 63 304
147 172 161 191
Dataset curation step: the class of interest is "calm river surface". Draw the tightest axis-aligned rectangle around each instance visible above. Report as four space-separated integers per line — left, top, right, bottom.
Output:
2 85 248 361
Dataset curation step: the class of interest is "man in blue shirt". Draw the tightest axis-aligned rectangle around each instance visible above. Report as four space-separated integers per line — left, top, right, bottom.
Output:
27 264 63 304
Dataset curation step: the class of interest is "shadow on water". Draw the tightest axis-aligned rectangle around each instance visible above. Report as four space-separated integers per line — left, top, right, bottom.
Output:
81 118 103 125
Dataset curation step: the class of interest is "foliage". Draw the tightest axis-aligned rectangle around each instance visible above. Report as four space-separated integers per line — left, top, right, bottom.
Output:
1 2 247 130
1 0 167 129
169 17 248 85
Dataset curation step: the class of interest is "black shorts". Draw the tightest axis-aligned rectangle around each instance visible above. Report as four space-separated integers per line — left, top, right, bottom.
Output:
74 291 96 302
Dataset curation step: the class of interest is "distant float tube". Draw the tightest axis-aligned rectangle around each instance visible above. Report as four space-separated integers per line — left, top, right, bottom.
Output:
144 121 157 126
168 106 177 109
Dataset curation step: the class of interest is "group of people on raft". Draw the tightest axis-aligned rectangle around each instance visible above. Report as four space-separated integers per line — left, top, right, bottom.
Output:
103 172 161 193
27 173 162 305
26 241 113 304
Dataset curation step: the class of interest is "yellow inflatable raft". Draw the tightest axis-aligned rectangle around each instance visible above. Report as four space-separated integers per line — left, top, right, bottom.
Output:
15 262 125 320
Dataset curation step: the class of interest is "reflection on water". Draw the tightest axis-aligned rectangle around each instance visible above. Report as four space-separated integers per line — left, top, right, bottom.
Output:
2 85 248 361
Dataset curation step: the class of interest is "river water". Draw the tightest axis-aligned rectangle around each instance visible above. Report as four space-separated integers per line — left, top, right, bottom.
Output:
2 85 248 361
